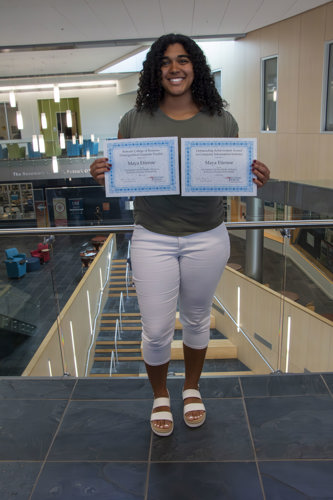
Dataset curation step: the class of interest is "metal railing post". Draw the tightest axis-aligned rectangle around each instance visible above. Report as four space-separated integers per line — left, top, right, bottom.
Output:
109 350 116 376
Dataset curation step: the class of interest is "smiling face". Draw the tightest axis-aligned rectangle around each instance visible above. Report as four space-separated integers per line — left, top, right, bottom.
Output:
160 43 194 98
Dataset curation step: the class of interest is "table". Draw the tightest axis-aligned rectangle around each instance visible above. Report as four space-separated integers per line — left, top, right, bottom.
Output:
91 236 107 251
80 250 97 268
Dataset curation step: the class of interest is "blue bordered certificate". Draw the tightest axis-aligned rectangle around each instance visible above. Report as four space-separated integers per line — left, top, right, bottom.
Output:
104 137 179 196
181 138 257 196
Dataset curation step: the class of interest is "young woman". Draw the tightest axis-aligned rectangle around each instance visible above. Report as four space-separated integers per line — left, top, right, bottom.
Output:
90 33 270 437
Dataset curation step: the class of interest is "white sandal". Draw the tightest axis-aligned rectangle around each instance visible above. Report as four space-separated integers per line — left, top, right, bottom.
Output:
150 394 174 437
183 388 206 428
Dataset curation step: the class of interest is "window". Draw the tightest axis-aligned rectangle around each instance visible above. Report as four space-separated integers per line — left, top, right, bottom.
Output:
0 103 22 140
322 41 333 132
212 69 222 96
261 56 278 132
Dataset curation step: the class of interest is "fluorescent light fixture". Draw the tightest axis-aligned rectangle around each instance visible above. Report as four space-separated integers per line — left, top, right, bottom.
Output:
99 48 149 74
16 110 23 130
9 91 16 107
41 112 47 129
90 134 95 142
59 133 66 149
52 156 58 173
32 134 39 152
0 80 116 93
66 110 72 127
53 85 60 102
38 134 45 153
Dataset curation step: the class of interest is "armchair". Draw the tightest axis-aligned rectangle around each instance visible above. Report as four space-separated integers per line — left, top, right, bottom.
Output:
4 259 26 278
6 143 26 160
4 247 27 278
30 243 50 263
27 142 42 159
5 248 26 261
0 144 8 159
66 141 83 157
83 139 99 156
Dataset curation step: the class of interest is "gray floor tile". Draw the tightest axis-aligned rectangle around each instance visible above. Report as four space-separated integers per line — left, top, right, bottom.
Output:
259 460 333 500
240 373 329 397
0 462 42 500
72 378 153 400
245 395 333 459
148 462 263 500
31 462 147 500
197 376 241 398
151 399 254 461
48 400 152 460
0 377 76 399
0 399 67 460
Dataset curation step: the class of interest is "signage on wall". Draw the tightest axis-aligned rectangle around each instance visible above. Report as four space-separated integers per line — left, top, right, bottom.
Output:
0 158 92 182
53 197 68 226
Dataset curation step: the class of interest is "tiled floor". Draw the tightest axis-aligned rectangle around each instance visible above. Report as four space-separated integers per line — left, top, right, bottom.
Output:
1 373 333 499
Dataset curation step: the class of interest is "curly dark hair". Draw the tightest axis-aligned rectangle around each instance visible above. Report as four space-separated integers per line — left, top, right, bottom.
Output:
135 33 226 115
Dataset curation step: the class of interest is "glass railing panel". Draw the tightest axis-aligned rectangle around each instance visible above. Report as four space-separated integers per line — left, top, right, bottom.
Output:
225 181 332 224
278 224 333 374
0 230 113 377
219 222 333 377
0 222 332 380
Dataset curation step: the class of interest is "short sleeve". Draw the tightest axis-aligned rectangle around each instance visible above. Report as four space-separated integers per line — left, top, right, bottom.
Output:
118 108 136 138
223 110 239 137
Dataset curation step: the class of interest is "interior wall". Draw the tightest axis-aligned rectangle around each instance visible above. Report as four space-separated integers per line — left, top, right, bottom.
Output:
209 2 333 184
0 86 136 145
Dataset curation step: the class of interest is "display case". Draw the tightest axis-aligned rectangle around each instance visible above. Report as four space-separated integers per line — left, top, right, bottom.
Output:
0 182 35 220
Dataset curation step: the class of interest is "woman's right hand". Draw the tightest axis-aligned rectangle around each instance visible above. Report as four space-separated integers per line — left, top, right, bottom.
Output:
90 157 111 186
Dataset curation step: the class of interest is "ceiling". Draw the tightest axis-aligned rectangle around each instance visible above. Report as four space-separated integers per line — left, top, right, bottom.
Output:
0 0 331 85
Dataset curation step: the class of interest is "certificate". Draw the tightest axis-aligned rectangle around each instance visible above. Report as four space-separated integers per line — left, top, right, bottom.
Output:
181 138 257 196
104 137 179 196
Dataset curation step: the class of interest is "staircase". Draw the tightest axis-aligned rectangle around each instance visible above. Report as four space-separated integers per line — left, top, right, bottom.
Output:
89 257 252 377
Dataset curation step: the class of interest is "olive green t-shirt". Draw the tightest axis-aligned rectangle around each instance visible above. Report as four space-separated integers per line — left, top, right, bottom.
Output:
118 107 239 236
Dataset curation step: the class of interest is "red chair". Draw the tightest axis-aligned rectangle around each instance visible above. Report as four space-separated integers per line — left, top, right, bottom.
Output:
30 243 50 263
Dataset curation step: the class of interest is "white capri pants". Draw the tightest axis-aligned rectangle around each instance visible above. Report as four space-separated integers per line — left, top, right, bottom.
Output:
131 223 230 366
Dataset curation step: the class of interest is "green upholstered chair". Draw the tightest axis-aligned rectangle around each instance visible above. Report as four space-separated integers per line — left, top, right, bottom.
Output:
6 143 26 160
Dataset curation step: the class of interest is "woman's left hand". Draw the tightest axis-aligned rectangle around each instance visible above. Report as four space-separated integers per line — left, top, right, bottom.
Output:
252 160 270 188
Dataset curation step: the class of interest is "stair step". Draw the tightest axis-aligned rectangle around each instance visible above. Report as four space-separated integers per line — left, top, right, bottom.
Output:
100 320 141 324
95 348 141 353
171 339 237 360
99 327 141 332
109 286 135 291
90 373 140 378
96 340 140 345
109 293 137 297
101 313 141 317
94 356 143 361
